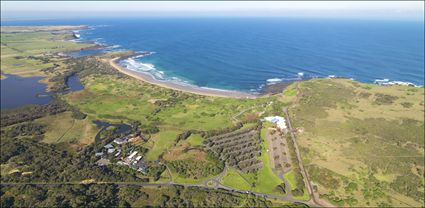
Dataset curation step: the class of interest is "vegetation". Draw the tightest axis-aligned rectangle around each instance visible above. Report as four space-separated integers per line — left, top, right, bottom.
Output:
0 99 69 127
290 78 424 207
0 184 291 207
1 27 93 77
205 123 263 172
2 27 423 207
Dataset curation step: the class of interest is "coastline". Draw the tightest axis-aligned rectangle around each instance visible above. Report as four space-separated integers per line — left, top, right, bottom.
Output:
107 57 258 99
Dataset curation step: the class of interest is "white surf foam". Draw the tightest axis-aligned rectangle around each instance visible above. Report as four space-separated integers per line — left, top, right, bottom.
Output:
266 78 283 83
374 79 419 87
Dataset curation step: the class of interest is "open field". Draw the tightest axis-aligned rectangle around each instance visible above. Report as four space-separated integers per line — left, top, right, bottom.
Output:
65 74 276 130
145 129 180 160
289 78 425 207
220 167 252 190
34 111 99 146
1 26 94 77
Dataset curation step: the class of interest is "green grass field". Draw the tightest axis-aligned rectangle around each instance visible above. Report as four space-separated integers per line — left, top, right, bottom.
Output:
35 111 99 146
145 129 180 160
184 134 203 146
1 30 94 77
220 168 252 191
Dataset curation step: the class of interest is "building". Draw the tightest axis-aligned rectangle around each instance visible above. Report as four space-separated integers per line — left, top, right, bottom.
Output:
264 116 287 130
114 137 128 145
127 151 138 160
107 148 115 154
104 143 113 149
95 152 104 157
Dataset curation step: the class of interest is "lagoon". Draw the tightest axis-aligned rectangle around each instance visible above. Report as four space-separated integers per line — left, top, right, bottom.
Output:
1 74 84 109
1 74 52 109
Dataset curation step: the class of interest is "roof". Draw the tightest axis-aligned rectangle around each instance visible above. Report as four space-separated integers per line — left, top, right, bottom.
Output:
264 116 287 130
128 151 138 159
104 144 114 149
114 137 128 144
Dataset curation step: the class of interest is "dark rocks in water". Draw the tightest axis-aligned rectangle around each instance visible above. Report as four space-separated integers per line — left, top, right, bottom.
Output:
261 81 294 95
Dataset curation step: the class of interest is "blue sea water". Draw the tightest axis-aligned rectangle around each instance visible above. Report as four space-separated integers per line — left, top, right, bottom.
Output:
2 17 424 92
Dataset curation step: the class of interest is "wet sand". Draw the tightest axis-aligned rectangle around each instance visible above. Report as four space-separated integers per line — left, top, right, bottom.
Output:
108 57 258 99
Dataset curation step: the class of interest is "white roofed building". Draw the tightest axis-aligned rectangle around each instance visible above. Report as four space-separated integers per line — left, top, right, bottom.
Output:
264 116 287 131
128 151 138 160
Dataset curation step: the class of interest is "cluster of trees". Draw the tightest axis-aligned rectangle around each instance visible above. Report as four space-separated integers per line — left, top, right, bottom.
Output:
154 186 274 207
175 130 193 143
306 165 340 190
0 136 142 183
3 122 45 138
0 99 69 127
145 163 166 181
168 158 224 179
0 181 289 207
0 185 145 208
48 71 77 92
67 57 125 78
390 173 424 203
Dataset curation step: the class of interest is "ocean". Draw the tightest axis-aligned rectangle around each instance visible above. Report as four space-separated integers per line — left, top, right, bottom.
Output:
3 17 424 92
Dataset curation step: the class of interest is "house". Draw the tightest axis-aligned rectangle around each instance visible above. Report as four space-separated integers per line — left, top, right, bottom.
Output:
95 152 104 157
104 143 113 149
135 155 142 161
114 137 129 145
107 148 115 154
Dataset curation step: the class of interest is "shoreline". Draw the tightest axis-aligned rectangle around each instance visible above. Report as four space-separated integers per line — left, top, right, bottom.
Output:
107 57 259 99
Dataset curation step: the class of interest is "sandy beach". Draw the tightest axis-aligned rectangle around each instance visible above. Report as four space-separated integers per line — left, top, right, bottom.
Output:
107 57 258 99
